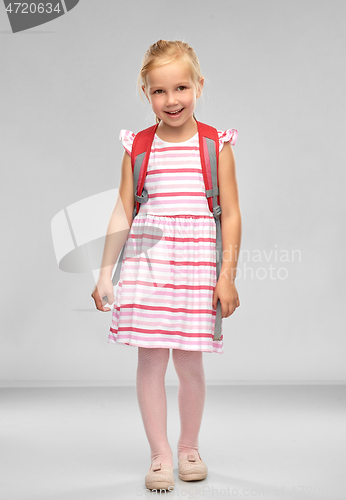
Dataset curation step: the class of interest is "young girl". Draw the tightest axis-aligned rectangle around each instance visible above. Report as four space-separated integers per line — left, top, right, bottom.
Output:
91 39 241 491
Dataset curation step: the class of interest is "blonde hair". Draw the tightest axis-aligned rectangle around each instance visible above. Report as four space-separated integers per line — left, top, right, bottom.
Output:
138 39 204 124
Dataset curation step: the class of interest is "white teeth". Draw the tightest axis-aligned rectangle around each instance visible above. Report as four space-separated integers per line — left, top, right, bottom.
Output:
167 108 182 114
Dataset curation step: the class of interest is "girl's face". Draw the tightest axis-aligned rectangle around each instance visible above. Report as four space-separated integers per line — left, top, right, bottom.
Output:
142 61 203 129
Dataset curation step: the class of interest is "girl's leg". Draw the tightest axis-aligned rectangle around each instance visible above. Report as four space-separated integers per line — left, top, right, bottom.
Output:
172 349 207 461
136 347 173 467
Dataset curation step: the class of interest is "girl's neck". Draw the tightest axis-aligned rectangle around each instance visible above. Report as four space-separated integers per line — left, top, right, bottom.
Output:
155 116 198 143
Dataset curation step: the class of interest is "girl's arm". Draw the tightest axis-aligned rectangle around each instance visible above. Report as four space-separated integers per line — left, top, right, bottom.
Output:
212 141 242 317
218 141 242 281
98 151 135 279
91 151 134 311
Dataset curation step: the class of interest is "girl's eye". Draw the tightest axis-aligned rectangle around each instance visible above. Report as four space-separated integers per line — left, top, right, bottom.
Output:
177 86 186 91
153 89 163 94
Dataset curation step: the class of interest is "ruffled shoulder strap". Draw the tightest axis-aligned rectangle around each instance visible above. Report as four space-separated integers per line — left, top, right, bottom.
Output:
217 129 238 153
119 129 136 155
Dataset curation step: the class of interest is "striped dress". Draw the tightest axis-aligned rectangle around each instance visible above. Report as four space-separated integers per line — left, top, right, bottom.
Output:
108 127 238 354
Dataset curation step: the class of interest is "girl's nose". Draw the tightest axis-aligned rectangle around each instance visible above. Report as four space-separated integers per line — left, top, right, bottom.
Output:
165 93 178 106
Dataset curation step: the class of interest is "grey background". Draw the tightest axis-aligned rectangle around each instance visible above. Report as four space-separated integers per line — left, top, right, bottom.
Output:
1 0 345 386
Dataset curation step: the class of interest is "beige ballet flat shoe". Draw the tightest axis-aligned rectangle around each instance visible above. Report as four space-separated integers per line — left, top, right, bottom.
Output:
145 462 175 491
178 452 208 481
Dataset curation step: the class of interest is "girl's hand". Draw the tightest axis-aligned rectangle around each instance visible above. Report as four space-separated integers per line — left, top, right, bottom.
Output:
212 277 240 318
91 277 115 312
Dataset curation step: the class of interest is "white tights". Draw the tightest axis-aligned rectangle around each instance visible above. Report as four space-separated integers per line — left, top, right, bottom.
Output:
136 347 206 467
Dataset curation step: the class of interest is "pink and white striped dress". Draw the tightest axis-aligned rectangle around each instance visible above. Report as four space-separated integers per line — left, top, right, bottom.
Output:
108 127 238 354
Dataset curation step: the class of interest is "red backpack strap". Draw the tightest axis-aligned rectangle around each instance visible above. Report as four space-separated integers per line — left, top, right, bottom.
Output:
131 124 159 216
196 121 220 213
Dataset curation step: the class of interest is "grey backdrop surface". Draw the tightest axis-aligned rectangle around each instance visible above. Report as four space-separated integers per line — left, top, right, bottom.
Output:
1 0 345 385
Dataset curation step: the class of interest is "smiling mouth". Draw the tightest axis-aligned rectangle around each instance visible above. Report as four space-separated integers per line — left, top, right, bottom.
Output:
165 108 184 115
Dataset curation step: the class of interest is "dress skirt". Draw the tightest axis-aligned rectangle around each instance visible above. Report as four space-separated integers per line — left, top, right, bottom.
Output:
108 213 224 354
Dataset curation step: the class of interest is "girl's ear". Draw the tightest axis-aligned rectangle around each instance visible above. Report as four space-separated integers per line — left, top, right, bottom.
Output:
142 85 150 103
196 77 204 98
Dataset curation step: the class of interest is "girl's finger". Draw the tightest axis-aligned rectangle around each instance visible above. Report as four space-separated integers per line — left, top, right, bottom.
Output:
93 290 109 312
100 296 113 312
101 295 113 312
212 294 218 310
227 305 234 318
95 295 104 311
221 303 228 319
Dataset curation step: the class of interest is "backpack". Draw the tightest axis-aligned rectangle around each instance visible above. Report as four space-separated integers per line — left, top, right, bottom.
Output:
112 120 227 341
